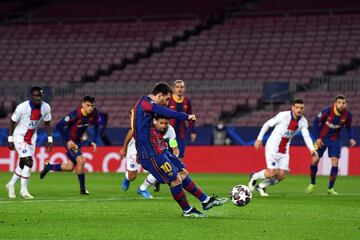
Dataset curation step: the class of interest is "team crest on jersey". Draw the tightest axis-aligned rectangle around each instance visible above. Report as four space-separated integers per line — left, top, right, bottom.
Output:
183 105 188 111
284 130 294 137
64 116 70 122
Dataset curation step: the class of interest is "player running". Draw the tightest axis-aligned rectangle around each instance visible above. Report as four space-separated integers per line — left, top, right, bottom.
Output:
6 87 53 199
133 82 227 217
40 96 99 195
306 95 356 195
248 99 318 196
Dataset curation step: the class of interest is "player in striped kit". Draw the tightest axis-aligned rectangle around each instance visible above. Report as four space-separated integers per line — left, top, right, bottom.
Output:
248 99 318 196
169 80 196 160
306 95 356 195
120 114 179 199
6 87 53 199
40 96 99 195
133 82 227 217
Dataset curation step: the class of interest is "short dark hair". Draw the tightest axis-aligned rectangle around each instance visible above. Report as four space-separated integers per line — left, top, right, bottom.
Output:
31 86 43 94
151 82 172 95
83 95 96 103
154 114 168 120
335 95 346 101
292 99 304 105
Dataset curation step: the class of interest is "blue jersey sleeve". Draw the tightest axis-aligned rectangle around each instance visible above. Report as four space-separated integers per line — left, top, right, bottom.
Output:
56 110 77 142
142 98 189 120
313 108 328 139
92 111 100 143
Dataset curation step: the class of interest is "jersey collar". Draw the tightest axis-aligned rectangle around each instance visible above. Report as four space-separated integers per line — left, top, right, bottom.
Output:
81 108 88 117
172 95 184 103
333 104 341 116
291 111 301 121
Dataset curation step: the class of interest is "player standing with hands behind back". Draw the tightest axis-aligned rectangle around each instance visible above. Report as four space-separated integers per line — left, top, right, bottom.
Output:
6 87 53 199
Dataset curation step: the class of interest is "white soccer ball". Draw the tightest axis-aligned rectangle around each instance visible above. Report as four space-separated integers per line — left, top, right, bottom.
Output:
230 184 252 207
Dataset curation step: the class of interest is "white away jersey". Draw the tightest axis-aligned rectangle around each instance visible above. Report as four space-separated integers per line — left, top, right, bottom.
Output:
11 100 51 144
163 125 176 141
257 111 314 154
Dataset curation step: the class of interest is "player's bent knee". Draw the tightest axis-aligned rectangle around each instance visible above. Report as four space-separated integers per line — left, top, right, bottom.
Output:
277 175 286 181
266 169 277 178
76 157 86 166
128 171 138 181
169 176 182 188
178 169 188 180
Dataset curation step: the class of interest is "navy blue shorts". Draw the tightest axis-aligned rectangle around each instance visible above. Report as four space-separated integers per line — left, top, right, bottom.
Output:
139 150 185 184
65 142 82 165
316 139 341 158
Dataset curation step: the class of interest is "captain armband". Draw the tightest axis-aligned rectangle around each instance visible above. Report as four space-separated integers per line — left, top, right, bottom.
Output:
169 139 178 148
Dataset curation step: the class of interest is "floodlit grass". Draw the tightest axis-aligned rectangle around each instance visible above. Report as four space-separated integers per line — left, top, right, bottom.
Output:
0 173 359 240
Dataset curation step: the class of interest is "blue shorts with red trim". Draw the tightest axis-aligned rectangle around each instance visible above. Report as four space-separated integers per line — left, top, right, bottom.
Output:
139 150 185 184
316 139 341 158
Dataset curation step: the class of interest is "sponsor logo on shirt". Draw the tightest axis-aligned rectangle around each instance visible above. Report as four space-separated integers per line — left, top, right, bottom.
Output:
325 121 341 129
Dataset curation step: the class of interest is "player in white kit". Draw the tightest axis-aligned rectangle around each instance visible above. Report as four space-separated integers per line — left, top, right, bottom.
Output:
6 87 53 199
248 99 318 196
120 114 179 199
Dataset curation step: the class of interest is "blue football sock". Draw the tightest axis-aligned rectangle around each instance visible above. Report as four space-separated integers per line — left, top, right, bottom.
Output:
170 184 191 212
182 175 208 203
329 166 338 189
77 173 86 191
310 164 318 185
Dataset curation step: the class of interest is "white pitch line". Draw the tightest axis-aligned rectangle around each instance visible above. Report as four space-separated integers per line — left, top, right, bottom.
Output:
0 196 170 204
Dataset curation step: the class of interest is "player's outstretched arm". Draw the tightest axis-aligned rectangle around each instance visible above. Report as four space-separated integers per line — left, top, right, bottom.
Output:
255 115 279 148
151 103 189 121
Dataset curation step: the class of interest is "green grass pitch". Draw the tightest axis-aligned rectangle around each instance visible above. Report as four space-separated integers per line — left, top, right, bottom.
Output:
0 173 359 240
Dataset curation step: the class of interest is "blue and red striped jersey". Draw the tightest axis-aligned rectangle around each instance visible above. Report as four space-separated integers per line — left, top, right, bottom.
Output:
56 107 99 143
133 96 188 157
169 95 194 139
312 105 353 141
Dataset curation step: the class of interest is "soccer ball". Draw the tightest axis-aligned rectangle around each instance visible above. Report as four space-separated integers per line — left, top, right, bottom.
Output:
230 184 252 207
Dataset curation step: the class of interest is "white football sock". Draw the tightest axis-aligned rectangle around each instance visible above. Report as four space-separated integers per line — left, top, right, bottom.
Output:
9 166 22 186
20 166 31 193
258 177 279 188
125 171 129 180
253 169 266 180
140 174 157 191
